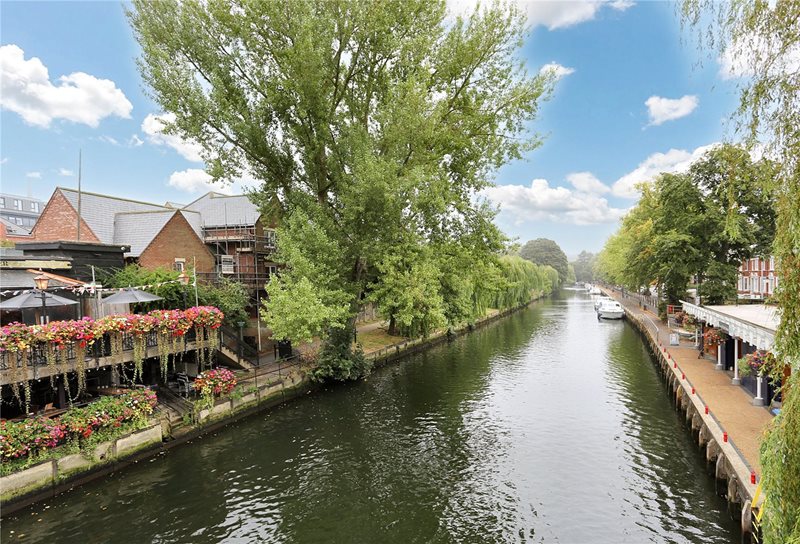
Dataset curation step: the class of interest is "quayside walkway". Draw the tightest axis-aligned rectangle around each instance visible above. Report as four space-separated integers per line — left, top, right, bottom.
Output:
603 289 774 475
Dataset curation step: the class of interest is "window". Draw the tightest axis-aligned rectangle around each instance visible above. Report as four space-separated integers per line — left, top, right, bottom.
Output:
769 256 774 271
13 199 21 210
30 202 39 212
14 217 23 225
764 278 770 295
173 259 185 272
0 197 5 207
267 265 277 276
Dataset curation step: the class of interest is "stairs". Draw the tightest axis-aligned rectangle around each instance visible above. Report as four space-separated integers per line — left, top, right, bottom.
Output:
216 344 255 370
155 386 194 437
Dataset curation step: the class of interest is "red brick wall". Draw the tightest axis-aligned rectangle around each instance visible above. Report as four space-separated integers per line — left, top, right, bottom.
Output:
30 190 99 242
138 212 215 273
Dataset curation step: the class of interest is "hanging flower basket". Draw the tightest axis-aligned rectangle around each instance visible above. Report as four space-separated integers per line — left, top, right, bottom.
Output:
737 350 775 377
703 327 726 347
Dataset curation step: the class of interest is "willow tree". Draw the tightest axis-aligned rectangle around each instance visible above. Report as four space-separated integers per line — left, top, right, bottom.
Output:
129 0 552 379
681 1 800 541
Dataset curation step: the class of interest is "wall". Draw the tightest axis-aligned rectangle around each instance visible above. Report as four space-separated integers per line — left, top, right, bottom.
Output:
138 212 215 274
0 424 162 505
29 190 100 243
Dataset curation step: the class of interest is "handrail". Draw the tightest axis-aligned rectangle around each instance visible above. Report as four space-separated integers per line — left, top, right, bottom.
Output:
218 324 260 366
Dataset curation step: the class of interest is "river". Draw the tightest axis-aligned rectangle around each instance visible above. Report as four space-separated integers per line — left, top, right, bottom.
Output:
2 290 739 543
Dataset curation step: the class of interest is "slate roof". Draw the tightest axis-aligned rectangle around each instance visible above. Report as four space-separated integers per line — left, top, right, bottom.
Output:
112 209 203 256
59 188 169 243
113 210 176 257
0 217 31 235
183 193 260 227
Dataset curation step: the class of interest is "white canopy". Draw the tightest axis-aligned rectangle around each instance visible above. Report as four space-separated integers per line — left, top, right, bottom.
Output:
680 301 778 350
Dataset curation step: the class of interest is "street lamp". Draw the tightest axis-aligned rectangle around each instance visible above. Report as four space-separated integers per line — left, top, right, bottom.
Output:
34 273 49 325
177 271 190 309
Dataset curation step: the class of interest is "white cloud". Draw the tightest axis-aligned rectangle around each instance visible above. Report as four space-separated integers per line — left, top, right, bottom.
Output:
168 168 234 194
142 113 204 162
645 95 699 126
539 62 575 80
26 171 41 179
611 143 719 198
448 0 633 30
0 44 132 128
609 0 634 10
566 171 609 194
58 168 74 177
719 33 800 80
98 135 120 146
128 134 144 147
481 178 626 225
0 158 8 165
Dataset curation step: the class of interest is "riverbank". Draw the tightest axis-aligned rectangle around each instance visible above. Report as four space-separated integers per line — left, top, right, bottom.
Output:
601 287 769 540
0 297 546 516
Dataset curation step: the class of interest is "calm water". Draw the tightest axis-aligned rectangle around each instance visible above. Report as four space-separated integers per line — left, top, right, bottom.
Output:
3 291 739 543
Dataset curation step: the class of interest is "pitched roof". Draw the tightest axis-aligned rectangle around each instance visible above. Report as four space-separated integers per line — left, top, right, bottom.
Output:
59 188 169 243
113 210 176 257
0 217 31 235
183 192 260 227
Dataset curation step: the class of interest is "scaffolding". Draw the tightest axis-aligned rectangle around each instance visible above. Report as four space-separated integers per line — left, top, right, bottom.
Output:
199 225 277 289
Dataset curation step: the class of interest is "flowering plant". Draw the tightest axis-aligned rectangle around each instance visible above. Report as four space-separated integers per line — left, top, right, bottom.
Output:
703 327 725 347
0 323 34 353
0 389 157 462
193 368 237 398
185 306 224 329
737 350 775 377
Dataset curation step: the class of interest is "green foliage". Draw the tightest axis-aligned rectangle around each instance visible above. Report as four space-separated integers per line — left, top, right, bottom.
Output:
519 238 569 286
129 0 552 381
680 4 799 539
103 265 185 311
310 327 371 383
262 275 349 344
595 146 775 304
572 251 597 283
104 265 249 328
197 277 250 327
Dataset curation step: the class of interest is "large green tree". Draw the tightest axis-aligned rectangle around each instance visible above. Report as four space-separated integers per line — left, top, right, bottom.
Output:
129 0 552 380
519 238 569 286
571 251 596 283
681 2 800 541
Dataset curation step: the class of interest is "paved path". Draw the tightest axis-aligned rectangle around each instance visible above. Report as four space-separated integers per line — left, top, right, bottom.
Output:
605 289 774 474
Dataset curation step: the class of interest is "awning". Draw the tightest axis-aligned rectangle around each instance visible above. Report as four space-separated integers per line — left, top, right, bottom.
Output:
680 301 777 350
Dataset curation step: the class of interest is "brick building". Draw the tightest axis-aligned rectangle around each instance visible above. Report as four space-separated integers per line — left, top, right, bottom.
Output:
27 188 215 273
183 192 278 290
737 256 778 300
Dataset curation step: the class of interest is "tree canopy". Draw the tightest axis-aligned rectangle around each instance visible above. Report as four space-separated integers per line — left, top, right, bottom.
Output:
129 0 553 380
681 2 800 541
595 144 776 307
571 251 596 283
519 238 569 285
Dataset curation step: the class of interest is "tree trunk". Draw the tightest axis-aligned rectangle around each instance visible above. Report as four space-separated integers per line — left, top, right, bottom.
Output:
388 315 397 336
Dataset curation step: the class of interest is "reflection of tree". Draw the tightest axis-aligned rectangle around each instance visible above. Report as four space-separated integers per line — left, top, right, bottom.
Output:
604 326 738 541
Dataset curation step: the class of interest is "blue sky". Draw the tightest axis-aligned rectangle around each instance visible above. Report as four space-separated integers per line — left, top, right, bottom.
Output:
0 1 743 257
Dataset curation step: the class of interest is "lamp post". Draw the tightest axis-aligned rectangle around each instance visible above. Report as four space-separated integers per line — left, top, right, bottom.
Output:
177 271 190 309
237 321 245 367
34 273 50 325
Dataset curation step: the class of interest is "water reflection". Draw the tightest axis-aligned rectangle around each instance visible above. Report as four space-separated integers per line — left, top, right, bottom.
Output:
2 291 738 543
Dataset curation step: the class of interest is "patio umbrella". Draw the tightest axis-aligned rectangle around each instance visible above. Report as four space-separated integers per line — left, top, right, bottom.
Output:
0 290 79 310
101 287 163 305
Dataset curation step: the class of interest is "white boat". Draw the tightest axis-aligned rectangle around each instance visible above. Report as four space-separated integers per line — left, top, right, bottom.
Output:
597 300 625 320
594 296 613 312
589 286 602 296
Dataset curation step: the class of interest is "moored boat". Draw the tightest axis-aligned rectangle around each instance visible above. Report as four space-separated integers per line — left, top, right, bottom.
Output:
597 300 624 320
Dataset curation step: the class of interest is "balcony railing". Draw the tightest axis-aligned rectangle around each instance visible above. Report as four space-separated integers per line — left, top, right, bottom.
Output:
0 329 212 384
